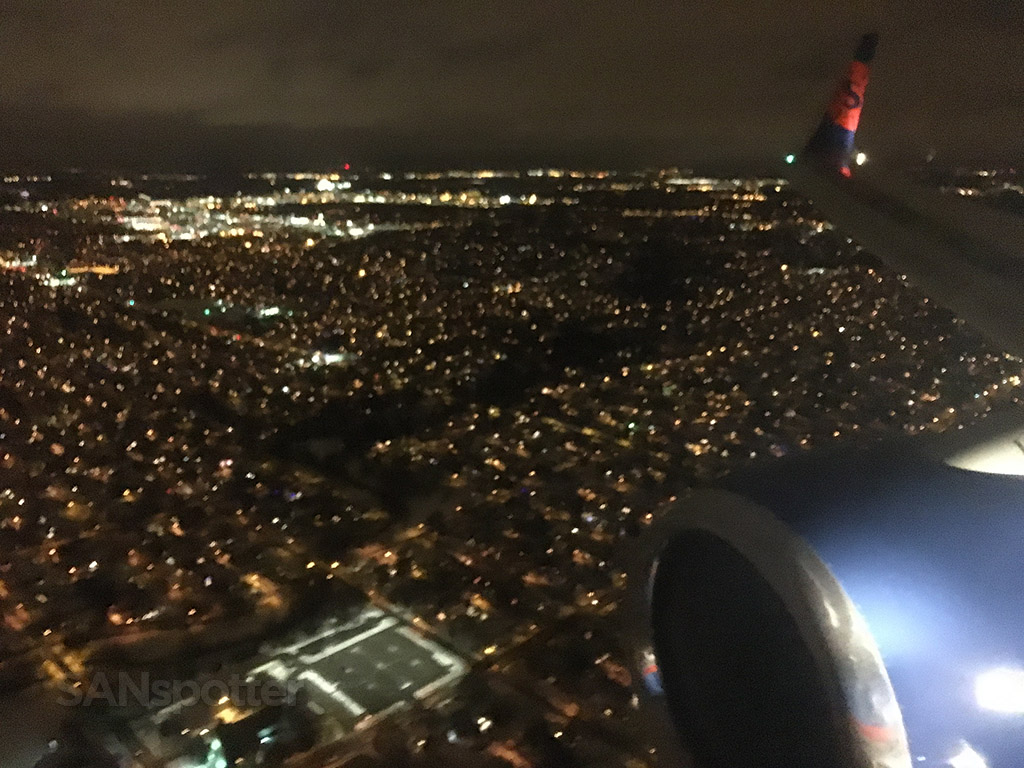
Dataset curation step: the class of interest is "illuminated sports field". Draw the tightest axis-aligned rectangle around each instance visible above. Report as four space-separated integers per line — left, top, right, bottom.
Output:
248 607 467 730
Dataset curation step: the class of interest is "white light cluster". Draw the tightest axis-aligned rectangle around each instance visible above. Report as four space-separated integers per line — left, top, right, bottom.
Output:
976 666 1024 714
948 742 988 768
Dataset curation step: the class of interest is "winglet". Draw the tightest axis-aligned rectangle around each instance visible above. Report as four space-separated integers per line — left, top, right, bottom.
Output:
803 33 878 176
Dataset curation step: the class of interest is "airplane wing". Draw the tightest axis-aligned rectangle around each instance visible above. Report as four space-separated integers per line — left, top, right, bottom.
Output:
791 164 1024 358
792 32 1024 357
629 34 1024 768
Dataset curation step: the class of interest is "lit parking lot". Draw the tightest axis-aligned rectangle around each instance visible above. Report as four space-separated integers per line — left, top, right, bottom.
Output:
248 607 467 731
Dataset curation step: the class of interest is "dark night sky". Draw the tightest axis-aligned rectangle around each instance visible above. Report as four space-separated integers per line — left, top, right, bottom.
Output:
2 1 1021 172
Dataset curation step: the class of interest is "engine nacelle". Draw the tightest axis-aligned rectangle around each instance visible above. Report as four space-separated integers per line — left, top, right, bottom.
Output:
628 413 1024 767
628 489 910 768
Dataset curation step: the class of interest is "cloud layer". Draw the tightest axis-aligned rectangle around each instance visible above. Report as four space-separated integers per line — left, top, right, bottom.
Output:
2 1 1020 170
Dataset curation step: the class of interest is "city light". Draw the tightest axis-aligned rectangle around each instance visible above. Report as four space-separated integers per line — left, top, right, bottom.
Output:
3 164 1022 768
0 3 1020 766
